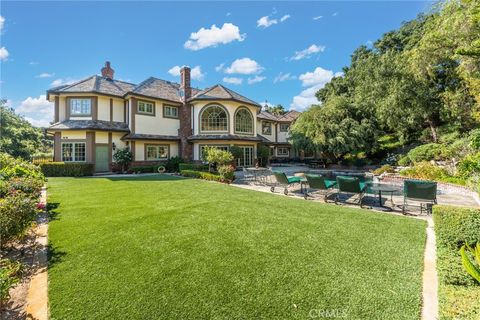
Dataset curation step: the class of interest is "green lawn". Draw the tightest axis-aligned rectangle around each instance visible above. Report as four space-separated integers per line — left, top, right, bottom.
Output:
47 175 426 319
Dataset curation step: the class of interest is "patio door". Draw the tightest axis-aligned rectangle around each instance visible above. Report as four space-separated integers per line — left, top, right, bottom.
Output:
237 146 254 167
95 145 109 172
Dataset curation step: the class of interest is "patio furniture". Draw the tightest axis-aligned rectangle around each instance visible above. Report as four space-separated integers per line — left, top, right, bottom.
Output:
335 176 367 207
303 174 337 201
246 167 268 182
402 179 437 215
270 171 301 195
367 183 401 211
242 167 255 182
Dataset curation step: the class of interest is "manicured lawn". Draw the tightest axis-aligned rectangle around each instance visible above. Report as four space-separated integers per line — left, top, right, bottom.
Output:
47 175 426 319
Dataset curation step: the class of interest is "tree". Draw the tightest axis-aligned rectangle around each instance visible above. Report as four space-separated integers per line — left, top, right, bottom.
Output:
0 102 44 160
113 147 132 173
265 104 286 116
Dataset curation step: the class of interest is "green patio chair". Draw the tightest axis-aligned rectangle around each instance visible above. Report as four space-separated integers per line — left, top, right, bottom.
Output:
270 171 301 195
335 176 367 207
402 179 437 215
303 174 337 201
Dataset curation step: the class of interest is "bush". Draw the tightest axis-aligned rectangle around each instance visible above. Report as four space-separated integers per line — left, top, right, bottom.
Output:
0 192 39 244
397 155 411 166
39 162 95 177
204 147 234 166
217 164 236 182
0 258 23 302
373 164 395 175
4 177 43 198
165 156 184 173
406 143 445 163
457 152 480 178
113 147 132 172
433 206 480 285
0 153 44 181
400 162 450 181
180 170 226 183
469 129 480 151
179 163 209 172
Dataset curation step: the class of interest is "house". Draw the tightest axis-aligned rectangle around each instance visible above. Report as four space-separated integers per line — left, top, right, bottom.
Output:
46 62 300 172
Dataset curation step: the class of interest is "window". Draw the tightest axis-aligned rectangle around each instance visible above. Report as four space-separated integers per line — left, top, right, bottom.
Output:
61 142 86 162
138 101 154 115
146 145 169 160
235 108 253 134
280 123 290 132
163 105 179 118
200 105 228 132
236 146 254 167
277 147 290 156
200 145 229 161
262 122 272 135
70 99 91 116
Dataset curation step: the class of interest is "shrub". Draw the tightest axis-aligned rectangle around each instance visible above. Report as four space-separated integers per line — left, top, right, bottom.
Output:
373 164 395 175
180 170 226 183
113 147 132 173
0 153 44 181
406 143 445 163
400 162 450 181
457 152 480 178
39 162 95 177
433 206 480 285
217 164 236 182
460 243 480 283
165 156 184 173
469 129 480 151
0 192 39 244
397 155 411 166
0 258 23 302
204 147 234 166
179 163 209 172
5 177 43 198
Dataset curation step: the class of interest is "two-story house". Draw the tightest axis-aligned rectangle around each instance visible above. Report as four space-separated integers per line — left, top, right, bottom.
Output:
46 62 299 172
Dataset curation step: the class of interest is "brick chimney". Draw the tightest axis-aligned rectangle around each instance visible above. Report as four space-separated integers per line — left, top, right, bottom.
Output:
101 61 114 80
178 66 193 161
180 66 191 100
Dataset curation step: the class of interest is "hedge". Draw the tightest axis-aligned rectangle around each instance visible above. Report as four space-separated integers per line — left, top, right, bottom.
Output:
180 170 224 182
39 162 95 177
179 163 209 172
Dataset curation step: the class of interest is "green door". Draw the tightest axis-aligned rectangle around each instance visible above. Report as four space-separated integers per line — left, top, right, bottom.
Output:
95 145 109 172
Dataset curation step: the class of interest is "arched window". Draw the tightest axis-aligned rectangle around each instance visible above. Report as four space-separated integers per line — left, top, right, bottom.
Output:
200 105 229 132
234 107 254 134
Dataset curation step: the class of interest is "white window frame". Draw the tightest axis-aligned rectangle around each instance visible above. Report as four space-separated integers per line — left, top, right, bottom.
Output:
70 99 91 116
277 147 290 156
61 142 86 162
234 108 254 135
279 123 290 132
138 101 154 115
146 145 169 160
163 105 179 119
200 105 229 133
262 121 272 135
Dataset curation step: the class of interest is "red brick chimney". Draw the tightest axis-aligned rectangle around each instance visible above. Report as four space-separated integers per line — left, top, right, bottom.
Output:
101 61 114 80
178 66 193 160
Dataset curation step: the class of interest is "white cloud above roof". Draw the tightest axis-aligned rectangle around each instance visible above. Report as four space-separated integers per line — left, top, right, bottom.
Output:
298 67 342 87
280 14 290 22
224 58 263 75
313 16 323 20
223 77 243 85
247 75 266 84
50 78 79 87
290 44 325 61
168 65 204 81
0 16 5 32
15 94 53 127
274 72 296 83
257 12 290 28
0 47 9 61
184 23 245 51
36 72 54 78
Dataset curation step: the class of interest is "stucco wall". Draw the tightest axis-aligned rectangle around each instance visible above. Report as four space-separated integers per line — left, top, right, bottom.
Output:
257 120 275 142
133 99 181 136
61 130 86 140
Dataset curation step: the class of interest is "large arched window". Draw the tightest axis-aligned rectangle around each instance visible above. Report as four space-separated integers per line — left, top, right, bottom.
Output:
234 107 254 134
200 105 229 132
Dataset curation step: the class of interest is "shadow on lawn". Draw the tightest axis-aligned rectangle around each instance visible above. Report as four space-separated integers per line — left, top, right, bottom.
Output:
103 174 188 182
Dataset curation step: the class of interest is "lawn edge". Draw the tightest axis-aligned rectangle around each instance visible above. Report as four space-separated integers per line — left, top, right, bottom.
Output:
421 217 439 320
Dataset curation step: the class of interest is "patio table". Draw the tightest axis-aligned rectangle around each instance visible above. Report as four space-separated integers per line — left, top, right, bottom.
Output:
246 167 269 181
366 182 401 211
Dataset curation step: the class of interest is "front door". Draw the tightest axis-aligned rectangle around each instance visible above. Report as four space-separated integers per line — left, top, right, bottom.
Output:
95 145 109 172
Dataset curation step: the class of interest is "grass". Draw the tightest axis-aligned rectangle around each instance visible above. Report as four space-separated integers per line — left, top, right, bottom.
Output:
47 175 426 319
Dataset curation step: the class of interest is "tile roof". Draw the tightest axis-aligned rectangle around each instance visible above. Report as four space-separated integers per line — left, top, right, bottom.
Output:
130 77 183 103
48 76 136 97
48 120 129 132
121 133 180 141
188 134 263 142
190 84 261 107
257 110 301 122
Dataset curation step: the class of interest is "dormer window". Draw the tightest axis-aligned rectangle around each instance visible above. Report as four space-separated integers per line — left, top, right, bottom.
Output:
280 123 290 132
138 100 155 115
70 98 91 116
262 121 272 135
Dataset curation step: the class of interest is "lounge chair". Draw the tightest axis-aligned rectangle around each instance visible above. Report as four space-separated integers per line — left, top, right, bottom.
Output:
270 171 301 195
402 179 437 215
303 174 337 201
335 176 367 207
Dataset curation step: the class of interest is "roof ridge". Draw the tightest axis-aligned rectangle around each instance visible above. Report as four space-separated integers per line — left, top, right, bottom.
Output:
132 77 156 92
58 75 96 91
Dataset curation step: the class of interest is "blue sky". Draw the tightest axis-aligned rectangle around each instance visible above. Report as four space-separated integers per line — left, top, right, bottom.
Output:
1 1 432 127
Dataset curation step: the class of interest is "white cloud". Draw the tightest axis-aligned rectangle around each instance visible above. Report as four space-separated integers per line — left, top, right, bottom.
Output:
0 47 9 61
226 12 231 16
257 16 278 28
298 67 342 87
313 16 323 20
215 63 225 72
0 16 5 32
247 75 266 84
223 77 243 85
274 72 296 83
50 78 79 87
15 95 54 127
291 67 342 110
280 14 290 22
168 65 204 81
224 58 263 75
290 44 325 61
184 23 245 51
332 12 338 17
36 72 54 78
29 61 39 65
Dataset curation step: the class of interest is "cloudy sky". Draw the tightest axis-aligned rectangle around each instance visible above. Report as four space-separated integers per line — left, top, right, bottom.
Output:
1 1 431 127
